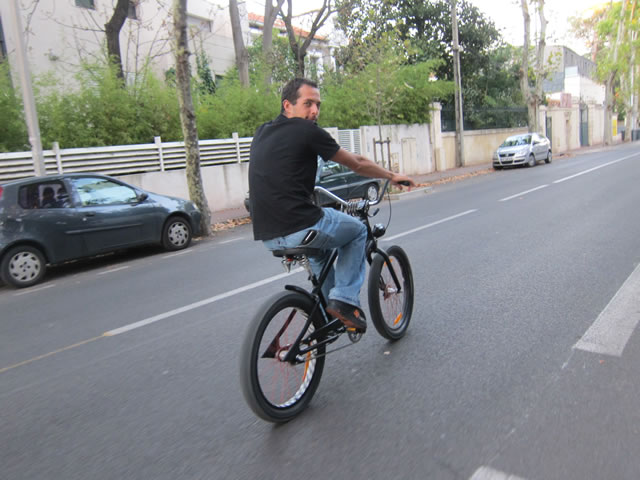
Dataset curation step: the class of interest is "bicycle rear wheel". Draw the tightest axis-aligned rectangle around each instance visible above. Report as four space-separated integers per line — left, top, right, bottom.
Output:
367 245 414 340
240 290 326 423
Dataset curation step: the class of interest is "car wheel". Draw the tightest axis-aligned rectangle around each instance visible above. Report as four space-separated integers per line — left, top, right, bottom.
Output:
162 216 192 251
545 150 552 164
527 154 536 167
365 183 379 201
0 245 46 288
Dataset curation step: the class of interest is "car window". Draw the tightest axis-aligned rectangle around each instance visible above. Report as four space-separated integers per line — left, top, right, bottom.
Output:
70 177 138 206
17 181 70 209
319 161 345 178
502 135 531 147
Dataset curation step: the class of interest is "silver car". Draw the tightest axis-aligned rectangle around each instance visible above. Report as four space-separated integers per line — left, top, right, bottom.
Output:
493 133 552 169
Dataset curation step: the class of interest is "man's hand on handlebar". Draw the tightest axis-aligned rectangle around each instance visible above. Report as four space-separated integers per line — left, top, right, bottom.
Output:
390 173 416 188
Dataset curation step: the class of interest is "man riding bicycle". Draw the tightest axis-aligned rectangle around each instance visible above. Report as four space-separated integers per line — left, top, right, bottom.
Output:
249 78 415 332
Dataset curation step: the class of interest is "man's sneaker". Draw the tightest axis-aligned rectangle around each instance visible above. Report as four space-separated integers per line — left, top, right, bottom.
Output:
326 299 367 332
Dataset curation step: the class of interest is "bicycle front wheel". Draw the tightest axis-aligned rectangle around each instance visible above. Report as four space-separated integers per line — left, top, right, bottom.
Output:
368 245 414 340
240 290 326 423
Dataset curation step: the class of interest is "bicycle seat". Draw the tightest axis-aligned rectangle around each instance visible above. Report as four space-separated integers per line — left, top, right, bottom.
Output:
272 247 323 258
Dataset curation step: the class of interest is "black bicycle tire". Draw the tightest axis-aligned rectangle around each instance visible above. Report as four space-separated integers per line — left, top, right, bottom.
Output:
239 290 326 423
367 245 414 340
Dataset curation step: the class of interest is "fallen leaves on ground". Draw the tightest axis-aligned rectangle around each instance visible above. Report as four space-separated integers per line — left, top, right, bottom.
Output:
212 216 252 232
416 168 494 187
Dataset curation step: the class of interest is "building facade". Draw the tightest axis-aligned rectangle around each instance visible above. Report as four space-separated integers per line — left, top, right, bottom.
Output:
0 0 244 85
543 45 604 105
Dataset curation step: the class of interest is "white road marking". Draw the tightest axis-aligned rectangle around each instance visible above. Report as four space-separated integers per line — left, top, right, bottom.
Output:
499 184 549 202
470 466 527 480
104 267 303 336
13 283 56 296
574 262 640 357
382 209 478 241
553 153 639 184
220 237 245 244
162 250 192 258
97 266 130 275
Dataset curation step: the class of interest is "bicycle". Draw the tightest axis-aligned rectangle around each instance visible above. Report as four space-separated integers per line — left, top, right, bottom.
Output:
239 179 414 423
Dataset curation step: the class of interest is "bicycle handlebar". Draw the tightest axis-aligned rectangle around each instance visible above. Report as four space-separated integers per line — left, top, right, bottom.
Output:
314 179 392 208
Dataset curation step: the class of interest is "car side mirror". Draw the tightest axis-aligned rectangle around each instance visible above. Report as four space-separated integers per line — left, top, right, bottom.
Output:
137 193 149 202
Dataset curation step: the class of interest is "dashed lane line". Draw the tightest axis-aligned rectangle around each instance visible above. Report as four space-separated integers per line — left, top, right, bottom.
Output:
0 335 105 374
469 466 527 480
382 209 478 242
499 184 549 202
553 153 639 184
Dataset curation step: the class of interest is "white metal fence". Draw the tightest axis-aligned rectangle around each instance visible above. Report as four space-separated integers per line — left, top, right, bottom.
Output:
0 134 252 182
0 129 362 183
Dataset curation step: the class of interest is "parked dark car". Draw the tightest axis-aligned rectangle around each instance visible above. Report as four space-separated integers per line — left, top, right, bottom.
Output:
0 174 201 288
492 133 552 169
244 158 381 213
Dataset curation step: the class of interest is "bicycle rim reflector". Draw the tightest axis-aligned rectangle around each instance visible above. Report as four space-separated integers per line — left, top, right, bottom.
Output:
393 313 402 325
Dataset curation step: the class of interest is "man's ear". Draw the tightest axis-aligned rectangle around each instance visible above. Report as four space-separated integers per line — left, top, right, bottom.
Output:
282 99 292 116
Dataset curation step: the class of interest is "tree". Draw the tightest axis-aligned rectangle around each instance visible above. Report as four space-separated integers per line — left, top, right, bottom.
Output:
0 63 28 152
279 0 334 77
262 0 287 83
520 0 546 133
335 0 503 111
247 35 298 86
320 34 453 132
596 0 629 145
173 0 211 236
104 0 130 81
229 0 250 87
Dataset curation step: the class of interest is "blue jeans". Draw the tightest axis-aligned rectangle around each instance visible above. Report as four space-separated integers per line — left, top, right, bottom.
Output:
263 207 368 307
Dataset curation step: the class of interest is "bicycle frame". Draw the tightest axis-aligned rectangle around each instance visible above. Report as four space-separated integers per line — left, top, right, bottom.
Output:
268 180 405 365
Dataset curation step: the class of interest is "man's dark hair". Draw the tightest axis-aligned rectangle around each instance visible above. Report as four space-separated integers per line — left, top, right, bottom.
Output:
281 78 318 113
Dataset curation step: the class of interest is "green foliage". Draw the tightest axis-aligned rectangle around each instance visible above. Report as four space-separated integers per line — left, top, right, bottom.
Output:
595 2 627 82
196 52 217 95
195 77 280 138
35 62 182 149
0 62 28 152
335 0 518 113
247 34 298 86
319 44 453 129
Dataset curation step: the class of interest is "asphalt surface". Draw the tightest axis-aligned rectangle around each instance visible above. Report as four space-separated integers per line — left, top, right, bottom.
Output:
2 142 640 480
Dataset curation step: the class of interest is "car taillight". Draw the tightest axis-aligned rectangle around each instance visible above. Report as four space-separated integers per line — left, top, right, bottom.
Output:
0 186 3 200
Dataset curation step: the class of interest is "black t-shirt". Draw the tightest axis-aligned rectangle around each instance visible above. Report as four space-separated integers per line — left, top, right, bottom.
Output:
249 114 341 240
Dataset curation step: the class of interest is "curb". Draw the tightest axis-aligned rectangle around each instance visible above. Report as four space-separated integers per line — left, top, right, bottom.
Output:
388 186 433 200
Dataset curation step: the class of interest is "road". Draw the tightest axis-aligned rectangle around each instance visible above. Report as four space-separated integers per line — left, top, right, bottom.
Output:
2 143 640 479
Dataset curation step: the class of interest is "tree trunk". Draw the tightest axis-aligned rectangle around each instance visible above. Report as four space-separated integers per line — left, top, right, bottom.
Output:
604 0 628 145
280 0 332 78
229 0 250 87
105 0 130 80
520 0 536 133
533 0 546 134
173 0 211 237
263 0 286 84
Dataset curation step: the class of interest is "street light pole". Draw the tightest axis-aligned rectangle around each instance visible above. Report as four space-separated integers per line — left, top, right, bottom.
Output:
8 0 46 176
452 0 465 168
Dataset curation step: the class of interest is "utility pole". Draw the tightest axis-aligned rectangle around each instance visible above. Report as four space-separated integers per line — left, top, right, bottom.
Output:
451 0 464 167
9 0 46 176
